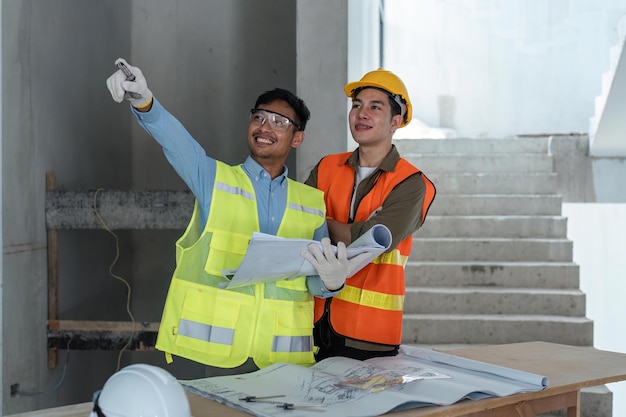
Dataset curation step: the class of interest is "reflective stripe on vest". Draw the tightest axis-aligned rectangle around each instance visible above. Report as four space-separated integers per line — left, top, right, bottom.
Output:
215 181 255 201
371 248 408 267
334 285 405 311
289 202 324 218
179 319 312 353
178 319 235 345
273 335 313 353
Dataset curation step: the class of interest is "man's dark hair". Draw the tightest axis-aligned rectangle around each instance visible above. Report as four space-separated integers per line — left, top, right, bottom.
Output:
353 86 404 123
255 88 311 131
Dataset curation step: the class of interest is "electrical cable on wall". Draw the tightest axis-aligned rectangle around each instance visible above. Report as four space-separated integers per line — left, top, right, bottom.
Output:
11 340 71 397
92 188 137 372
14 190 139 398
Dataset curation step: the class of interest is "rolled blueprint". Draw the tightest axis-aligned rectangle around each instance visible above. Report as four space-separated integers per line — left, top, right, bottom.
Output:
223 224 392 289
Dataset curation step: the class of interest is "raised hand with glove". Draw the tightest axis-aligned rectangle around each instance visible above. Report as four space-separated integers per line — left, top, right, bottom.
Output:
105 58 153 110
301 238 371 291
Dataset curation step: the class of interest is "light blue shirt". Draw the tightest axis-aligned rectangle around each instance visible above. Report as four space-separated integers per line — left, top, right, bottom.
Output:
132 98 334 297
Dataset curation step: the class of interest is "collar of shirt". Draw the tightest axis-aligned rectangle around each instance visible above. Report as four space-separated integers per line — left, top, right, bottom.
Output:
242 156 288 185
346 145 401 172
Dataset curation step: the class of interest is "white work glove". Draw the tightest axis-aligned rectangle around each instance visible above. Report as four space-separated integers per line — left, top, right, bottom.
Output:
105 58 153 108
301 238 370 291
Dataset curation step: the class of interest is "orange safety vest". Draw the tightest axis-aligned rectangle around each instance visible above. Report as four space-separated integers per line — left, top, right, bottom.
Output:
314 152 435 345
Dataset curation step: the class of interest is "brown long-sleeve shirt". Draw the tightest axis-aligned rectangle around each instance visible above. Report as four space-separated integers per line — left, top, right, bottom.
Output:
305 145 431 251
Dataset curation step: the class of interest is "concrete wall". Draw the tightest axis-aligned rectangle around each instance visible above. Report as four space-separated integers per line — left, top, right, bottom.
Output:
384 0 626 140
296 0 349 180
3 1 135 414
563 203 626 416
539 134 626 203
1 1 350 414
591 15 626 157
0 1 4 412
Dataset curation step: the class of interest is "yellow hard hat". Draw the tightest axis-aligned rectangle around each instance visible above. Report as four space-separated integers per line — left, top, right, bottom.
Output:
344 68 412 127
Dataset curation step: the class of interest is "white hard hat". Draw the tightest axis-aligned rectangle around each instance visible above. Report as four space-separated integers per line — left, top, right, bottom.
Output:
89 364 191 417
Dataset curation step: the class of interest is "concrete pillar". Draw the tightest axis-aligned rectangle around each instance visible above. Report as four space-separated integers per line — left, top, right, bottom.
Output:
295 0 349 181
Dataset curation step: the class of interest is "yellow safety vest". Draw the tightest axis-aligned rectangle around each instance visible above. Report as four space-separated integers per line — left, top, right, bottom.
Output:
155 162 325 369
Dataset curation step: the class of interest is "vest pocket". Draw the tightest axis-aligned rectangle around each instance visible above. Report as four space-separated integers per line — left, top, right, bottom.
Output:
266 301 315 366
175 286 254 366
204 230 250 276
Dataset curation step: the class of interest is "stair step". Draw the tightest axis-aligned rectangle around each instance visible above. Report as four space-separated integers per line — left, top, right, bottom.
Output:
420 215 567 238
404 153 554 173
404 261 580 289
411 238 573 262
393 137 549 154
404 287 586 316
428 172 558 194
429 194 563 215
402 314 593 345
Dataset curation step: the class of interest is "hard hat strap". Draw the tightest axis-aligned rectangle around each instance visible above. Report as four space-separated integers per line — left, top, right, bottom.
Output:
91 390 107 417
391 94 408 122
390 93 404 108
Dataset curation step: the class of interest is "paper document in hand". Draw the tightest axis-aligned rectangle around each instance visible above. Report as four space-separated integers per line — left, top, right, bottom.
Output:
223 224 391 289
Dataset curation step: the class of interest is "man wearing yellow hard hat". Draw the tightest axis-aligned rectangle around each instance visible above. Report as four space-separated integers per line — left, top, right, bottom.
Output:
305 68 436 361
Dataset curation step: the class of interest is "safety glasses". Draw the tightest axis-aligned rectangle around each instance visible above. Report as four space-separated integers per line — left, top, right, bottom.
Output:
249 108 300 131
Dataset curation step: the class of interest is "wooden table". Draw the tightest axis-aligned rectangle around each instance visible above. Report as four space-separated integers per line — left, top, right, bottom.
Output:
8 342 626 417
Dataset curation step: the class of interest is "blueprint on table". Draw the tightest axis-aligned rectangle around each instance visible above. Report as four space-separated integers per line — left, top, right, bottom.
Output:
181 344 548 417
222 223 391 289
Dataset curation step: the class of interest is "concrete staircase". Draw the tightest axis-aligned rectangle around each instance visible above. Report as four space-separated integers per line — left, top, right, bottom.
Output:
393 137 612 417
588 16 626 157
